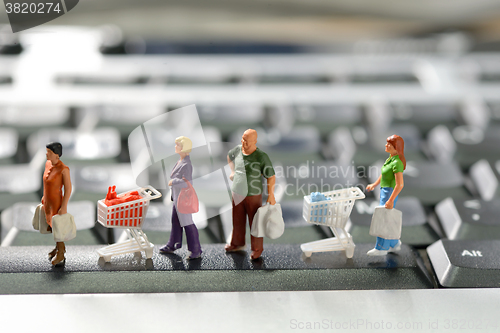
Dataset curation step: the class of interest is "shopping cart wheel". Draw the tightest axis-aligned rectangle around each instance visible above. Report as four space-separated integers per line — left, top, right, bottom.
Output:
103 255 112 262
145 248 153 259
345 247 354 259
304 251 312 258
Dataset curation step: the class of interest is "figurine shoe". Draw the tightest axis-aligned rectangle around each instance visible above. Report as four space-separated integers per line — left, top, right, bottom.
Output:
48 248 58 260
366 248 389 256
159 244 179 254
51 252 66 266
224 244 246 252
388 240 402 253
250 250 263 260
187 249 202 260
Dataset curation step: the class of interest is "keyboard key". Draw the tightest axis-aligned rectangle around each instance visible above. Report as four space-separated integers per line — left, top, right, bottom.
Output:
0 243 434 291
435 197 500 240
427 239 500 287
0 105 70 138
0 164 41 211
348 197 439 247
468 159 500 200
292 103 362 134
0 128 18 164
390 102 458 132
426 125 500 168
27 128 121 164
197 104 264 135
75 105 165 135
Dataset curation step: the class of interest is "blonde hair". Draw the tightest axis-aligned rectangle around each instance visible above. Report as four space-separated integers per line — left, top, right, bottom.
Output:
175 136 192 153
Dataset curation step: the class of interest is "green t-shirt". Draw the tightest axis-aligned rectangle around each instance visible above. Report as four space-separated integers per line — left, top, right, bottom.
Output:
380 155 404 188
228 145 275 196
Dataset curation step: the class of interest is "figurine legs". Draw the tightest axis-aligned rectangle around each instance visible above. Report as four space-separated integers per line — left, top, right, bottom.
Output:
51 242 65 266
185 224 202 259
48 247 57 260
160 206 183 253
367 189 401 256
226 193 263 259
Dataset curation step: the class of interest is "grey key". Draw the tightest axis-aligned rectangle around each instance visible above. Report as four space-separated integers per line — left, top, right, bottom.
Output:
435 198 500 240
293 103 362 134
428 239 500 288
390 102 458 132
26 128 121 164
0 243 434 291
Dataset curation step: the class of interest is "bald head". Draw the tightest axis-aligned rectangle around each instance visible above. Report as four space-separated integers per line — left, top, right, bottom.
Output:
241 129 258 155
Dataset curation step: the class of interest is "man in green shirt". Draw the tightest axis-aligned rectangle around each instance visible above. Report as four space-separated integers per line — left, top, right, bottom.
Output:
225 129 276 260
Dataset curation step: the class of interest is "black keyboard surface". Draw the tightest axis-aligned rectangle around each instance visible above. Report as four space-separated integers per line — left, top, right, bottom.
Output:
2 52 500 298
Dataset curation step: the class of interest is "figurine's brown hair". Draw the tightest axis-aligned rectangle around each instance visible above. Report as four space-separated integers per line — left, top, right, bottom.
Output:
387 135 406 170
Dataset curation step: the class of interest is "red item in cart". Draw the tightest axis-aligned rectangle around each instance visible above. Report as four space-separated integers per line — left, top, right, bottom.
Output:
104 186 142 207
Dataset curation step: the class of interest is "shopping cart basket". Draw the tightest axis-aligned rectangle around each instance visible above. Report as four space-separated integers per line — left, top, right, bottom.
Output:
96 185 162 262
301 187 365 258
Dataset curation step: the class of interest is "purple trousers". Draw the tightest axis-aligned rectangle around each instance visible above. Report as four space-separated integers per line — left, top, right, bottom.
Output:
167 206 201 253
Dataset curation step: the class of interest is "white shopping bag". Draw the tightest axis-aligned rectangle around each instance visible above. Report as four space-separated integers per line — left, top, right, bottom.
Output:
369 206 402 239
52 213 77 242
32 204 51 234
251 203 285 239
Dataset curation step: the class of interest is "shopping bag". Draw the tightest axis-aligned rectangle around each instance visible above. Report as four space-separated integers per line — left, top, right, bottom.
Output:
52 213 77 242
32 204 51 234
369 206 402 239
177 177 199 214
251 203 285 239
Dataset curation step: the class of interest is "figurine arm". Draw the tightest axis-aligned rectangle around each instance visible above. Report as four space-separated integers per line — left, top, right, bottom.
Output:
266 175 276 205
385 172 403 209
227 155 235 181
169 164 192 188
58 168 72 215
366 175 381 192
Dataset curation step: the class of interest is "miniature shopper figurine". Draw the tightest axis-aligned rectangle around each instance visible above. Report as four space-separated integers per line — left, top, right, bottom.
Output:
43 142 72 265
225 129 276 260
159 136 202 259
366 135 405 256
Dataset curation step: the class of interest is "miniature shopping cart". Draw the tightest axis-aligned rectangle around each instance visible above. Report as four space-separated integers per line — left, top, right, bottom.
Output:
96 186 162 262
301 187 365 259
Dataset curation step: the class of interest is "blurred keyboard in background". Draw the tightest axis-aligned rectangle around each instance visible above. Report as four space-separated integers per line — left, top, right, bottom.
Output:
2 26 500 291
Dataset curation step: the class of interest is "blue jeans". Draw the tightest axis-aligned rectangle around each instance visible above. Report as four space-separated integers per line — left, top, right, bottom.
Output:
375 187 399 250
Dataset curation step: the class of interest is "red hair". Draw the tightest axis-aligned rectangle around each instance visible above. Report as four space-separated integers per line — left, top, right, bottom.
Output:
387 135 406 170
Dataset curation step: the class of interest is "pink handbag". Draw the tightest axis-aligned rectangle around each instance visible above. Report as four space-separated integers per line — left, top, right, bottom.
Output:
177 177 199 214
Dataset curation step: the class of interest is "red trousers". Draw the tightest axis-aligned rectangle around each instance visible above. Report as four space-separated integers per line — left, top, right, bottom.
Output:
230 192 263 252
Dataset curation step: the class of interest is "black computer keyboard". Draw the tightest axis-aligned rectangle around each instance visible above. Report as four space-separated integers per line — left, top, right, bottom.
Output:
2 50 500 297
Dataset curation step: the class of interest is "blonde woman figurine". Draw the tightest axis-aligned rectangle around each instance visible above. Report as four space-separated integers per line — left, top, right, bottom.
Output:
159 136 202 259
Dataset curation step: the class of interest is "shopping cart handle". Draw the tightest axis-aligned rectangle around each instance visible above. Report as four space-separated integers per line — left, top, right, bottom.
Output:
140 185 162 201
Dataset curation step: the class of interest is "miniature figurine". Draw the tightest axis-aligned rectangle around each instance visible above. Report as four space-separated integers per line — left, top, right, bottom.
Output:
225 129 276 260
366 135 406 256
42 142 72 265
159 136 202 259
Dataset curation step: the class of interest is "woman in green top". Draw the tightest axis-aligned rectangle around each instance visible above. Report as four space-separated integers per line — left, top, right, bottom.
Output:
366 135 406 256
